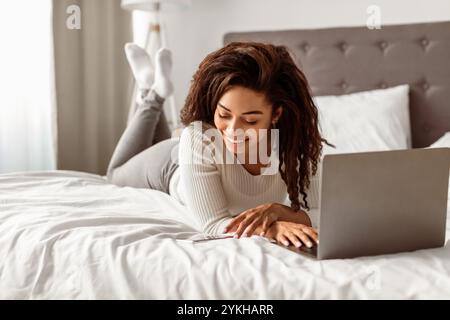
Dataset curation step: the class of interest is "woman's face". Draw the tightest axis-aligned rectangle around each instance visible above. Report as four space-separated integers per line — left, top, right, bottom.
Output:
213 86 282 159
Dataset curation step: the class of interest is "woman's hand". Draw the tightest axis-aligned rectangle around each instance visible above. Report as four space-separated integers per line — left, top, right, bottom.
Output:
265 221 319 248
224 202 312 238
224 203 282 238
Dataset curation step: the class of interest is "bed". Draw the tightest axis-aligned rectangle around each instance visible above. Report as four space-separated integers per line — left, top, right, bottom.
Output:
1 21 450 299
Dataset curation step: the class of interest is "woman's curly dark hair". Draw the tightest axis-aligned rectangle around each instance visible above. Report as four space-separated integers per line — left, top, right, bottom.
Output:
180 41 333 212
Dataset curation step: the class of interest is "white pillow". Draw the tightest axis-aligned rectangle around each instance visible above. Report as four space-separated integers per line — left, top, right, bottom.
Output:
314 85 411 155
428 132 450 148
293 85 411 211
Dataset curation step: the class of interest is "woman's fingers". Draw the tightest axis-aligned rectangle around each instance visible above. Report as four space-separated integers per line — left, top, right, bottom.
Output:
224 214 245 233
300 227 319 244
234 216 256 238
260 213 277 236
242 216 264 237
277 234 290 247
308 227 319 236
225 208 258 232
285 232 302 248
259 217 269 236
293 229 315 248
242 213 277 237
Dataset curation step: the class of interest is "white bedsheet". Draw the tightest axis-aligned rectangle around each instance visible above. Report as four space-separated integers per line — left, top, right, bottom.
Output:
0 170 449 299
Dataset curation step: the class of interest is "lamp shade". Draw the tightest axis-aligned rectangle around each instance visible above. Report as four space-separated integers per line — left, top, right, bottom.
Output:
121 0 191 12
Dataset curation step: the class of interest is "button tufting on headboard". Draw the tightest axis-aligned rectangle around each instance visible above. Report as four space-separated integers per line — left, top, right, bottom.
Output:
379 40 388 50
420 38 429 47
378 82 387 89
338 41 348 52
422 82 430 91
300 42 310 53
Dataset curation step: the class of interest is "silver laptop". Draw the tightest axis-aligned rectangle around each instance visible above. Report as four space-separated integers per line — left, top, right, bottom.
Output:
286 147 450 260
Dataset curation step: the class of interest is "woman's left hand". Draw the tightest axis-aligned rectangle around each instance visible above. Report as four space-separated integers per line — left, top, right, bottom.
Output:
224 203 284 238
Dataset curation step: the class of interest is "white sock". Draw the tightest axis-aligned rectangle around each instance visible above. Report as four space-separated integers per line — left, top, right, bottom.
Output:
124 43 154 90
150 48 174 99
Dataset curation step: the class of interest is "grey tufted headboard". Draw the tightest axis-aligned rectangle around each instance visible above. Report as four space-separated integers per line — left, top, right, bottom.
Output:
224 21 450 148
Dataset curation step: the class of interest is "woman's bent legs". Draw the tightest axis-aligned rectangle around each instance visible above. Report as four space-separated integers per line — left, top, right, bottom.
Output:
107 138 179 192
106 89 178 192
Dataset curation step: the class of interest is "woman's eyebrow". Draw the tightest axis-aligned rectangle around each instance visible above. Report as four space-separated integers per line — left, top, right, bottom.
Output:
218 103 263 115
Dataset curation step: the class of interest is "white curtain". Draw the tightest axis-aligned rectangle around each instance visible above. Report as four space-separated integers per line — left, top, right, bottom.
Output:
52 0 132 175
0 0 56 174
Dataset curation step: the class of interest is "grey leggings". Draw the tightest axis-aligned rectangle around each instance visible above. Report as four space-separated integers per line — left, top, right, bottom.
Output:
106 89 180 194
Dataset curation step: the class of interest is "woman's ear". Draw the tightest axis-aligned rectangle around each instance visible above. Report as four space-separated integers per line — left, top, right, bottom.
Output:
272 106 283 124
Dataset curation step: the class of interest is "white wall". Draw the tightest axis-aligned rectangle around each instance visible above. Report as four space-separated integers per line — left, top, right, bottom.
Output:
133 0 450 128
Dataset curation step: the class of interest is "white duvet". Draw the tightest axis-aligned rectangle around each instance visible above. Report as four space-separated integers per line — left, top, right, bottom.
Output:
1 170 449 299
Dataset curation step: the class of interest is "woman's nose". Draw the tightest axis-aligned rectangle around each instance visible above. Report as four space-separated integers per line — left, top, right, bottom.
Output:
225 126 245 138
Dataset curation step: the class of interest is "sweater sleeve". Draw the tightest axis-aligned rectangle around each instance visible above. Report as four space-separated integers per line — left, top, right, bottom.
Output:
178 122 234 235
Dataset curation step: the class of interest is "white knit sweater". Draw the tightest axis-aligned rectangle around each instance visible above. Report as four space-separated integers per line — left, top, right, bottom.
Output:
169 122 320 235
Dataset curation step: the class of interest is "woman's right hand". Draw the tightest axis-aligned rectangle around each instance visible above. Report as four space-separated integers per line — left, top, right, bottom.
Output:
264 221 319 248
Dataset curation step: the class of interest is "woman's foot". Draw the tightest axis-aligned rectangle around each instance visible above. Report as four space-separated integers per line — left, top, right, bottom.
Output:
125 44 174 103
125 43 154 90
151 48 174 99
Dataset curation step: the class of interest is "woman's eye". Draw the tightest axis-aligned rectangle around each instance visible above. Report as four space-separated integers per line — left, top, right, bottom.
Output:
218 113 257 125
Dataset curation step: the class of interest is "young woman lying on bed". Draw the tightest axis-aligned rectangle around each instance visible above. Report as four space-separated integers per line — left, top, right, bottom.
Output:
106 42 332 249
